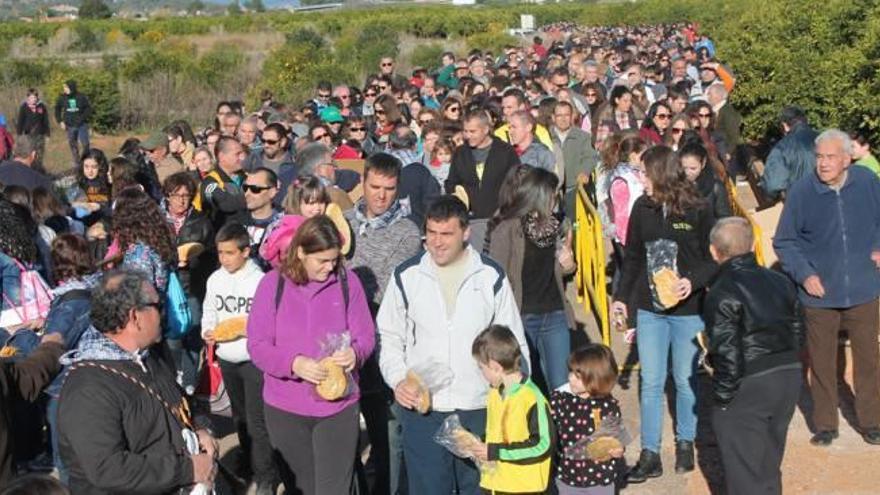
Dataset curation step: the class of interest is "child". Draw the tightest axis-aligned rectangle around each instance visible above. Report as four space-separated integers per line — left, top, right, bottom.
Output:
550 344 624 495
201 223 277 492
429 138 454 186
71 149 111 228
470 324 553 494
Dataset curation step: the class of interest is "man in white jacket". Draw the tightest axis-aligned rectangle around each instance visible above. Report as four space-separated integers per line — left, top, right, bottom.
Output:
377 196 528 495
201 223 276 495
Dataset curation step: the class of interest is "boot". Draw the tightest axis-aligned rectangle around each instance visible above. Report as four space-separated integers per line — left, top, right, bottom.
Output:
627 449 662 483
675 440 695 473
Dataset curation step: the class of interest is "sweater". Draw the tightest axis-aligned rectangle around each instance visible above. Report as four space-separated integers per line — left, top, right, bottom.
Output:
247 268 375 417
16 101 51 137
773 165 880 308
201 259 264 363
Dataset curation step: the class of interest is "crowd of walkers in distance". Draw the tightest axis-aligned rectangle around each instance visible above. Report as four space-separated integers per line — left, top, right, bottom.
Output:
0 18 879 495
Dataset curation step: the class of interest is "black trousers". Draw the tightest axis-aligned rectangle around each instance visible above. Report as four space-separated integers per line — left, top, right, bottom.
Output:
218 359 277 485
712 366 802 495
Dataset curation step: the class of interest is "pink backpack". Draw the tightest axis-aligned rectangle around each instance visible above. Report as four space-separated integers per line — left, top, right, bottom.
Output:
1 259 54 327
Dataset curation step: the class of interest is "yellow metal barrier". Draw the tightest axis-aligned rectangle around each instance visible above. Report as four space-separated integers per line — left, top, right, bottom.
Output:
574 179 611 346
725 180 767 266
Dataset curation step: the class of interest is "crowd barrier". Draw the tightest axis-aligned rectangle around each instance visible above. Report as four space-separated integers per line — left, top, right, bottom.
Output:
574 179 611 347
725 180 767 266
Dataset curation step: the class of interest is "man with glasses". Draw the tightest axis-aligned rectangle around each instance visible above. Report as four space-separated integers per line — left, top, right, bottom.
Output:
58 270 218 494
238 116 262 154
139 130 184 184
379 57 408 88
243 123 295 176
549 67 589 117
333 84 359 117
238 167 281 272
309 81 333 115
551 101 600 220
360 86 379 117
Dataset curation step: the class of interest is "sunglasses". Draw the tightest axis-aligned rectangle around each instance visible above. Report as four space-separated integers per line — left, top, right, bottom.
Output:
671 128 686 134
350 126 366 132
374 109 386 115
585 92 598 97
381 62 393 67
312 133 330 140
655 113 671 120
419 119 433 125
262 138 280 145
339 94 351 100
698 112 712 118
243 184 274 194
365 92 377 97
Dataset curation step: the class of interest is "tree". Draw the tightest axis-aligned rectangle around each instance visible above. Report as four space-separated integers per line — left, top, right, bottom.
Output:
246 0 266 12
187 0 206 15
78 0 112 19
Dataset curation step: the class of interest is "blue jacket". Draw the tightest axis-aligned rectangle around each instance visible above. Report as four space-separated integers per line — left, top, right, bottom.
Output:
760 123 818 197
774 166 880 308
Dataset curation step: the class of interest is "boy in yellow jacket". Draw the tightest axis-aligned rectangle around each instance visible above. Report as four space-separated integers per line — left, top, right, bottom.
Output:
470 325 553 494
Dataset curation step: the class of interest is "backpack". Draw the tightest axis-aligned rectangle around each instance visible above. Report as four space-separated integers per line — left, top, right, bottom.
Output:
0 258 54 328
164 270 192 340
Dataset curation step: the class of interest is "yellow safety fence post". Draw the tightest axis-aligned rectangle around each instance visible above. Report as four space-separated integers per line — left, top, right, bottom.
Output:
574 177 610 347
725 180 767 266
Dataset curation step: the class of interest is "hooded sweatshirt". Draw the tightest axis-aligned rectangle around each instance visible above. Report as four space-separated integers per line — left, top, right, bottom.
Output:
54 80 92 128
201 258 264 363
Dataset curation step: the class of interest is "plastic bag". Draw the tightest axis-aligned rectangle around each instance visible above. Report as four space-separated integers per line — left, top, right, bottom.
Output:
563 415 633 463
314 331 353 401
433 414 496 473
404 360 454 414
646 239 681 311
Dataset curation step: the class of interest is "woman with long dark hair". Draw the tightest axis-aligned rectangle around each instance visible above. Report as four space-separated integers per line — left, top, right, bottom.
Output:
679 141 732 219
611 145 716 483
248 216 375 495
112 188 176 292
486 166 576 391
639 101 672 145
73 148 111 227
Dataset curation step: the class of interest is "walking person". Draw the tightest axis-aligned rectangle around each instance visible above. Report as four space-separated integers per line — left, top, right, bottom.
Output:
54 80 92 168
611 145 717 482
774 129 880 446
247 216 376 494
705 217 804 494
16 88 51 170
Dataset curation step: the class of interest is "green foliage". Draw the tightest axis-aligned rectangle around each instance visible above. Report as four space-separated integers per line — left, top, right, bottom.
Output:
188 0 206 14
70 24 104 52
285 27 326 51
246 0 266 13
465 23 517 55
47 69 121 132
410 43 446 73
227 2 242 16
78 0 113 20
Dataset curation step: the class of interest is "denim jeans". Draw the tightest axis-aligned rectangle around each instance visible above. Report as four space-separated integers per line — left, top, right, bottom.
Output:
636 309 703 453
65 124 90 166
522 310 571 391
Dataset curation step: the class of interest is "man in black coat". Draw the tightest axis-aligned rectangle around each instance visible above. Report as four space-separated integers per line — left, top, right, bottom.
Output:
58 270 218 494
54 79 92 167
703 217 804 495
445 110 520 251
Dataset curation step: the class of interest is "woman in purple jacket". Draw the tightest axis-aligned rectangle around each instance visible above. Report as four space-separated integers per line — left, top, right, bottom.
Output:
247 215 375 495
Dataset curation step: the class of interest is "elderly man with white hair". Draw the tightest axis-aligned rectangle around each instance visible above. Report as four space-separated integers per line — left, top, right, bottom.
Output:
706 83 743 170
774 128 880 447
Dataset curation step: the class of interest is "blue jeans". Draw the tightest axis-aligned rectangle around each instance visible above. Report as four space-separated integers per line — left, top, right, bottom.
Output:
636 309 703 453
522 310 571 390
398 407 486 495
65 124 90 165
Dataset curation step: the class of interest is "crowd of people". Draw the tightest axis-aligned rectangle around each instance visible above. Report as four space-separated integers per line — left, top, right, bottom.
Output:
0 19 878 495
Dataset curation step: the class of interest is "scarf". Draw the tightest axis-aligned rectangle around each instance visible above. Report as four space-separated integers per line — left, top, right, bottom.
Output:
60 326 149 372
521 211 560 248
353 198 411 236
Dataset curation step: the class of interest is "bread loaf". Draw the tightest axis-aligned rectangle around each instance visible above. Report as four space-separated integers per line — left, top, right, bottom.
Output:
316 357 348 401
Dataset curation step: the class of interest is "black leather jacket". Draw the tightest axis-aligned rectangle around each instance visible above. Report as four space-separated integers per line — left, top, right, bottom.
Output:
703 253 805 406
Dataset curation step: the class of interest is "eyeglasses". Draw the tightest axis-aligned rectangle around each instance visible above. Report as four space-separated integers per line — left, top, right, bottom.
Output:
698 112 712 118
312 132 330 140
339 94 351 100
655 113 671 120
262 138 280 146
243 184 274 194
350 126 366 132
671 128 686 134
378 85 389 91
419 119 433 125
317 92 331 99
585 92 598 98
364 92 377 97
381 62 393 67
374 109 386 116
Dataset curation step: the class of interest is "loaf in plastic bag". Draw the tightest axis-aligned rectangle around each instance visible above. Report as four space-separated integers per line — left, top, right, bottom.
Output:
433 414 496 473
563 414 633 463
646 238 681 311
315 331 353 401
404 360 454 414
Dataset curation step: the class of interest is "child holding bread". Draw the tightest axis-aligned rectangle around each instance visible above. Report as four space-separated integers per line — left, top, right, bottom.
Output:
469 324 553 494
550 344 625 495
201 223 278 490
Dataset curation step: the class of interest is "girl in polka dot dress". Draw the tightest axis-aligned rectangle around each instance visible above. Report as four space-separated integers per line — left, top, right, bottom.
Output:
550 344 625 495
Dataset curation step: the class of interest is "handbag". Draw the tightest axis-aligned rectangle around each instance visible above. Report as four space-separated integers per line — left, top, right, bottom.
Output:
196 344 231 416
0 258 54 328
165 270 193 340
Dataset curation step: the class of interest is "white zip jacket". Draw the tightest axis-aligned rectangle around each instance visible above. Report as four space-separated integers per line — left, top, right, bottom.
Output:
201 259 265 363
377 246 529 411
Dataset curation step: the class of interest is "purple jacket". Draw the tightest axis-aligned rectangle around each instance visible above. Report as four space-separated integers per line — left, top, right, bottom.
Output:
247 268 375 417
